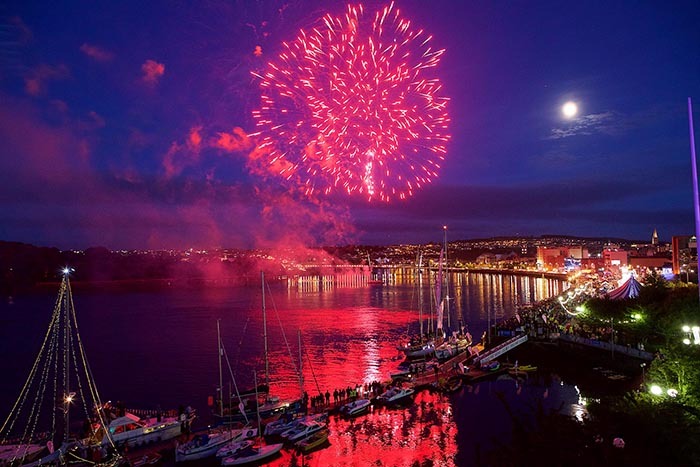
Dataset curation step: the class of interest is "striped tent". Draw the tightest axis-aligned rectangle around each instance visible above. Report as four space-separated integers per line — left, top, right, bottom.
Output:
607 276 642 300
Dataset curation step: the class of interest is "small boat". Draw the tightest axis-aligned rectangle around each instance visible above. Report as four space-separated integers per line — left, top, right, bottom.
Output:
397 340 435 359
280 420 327 443
220 442 283 466
339 399 371 417
263 412 326 437
442 376 463 394
103 410 192 448
508 364 537 376
295 428 329 453
377 387 415 405
481 360 500 372
176 426 256 462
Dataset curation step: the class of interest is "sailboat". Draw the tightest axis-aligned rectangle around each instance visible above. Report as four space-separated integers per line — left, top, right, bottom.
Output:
175 321 256 462
433 226 473 360
0 268 122 466
397 251 435 359
221 373 283 466
214 272 301 424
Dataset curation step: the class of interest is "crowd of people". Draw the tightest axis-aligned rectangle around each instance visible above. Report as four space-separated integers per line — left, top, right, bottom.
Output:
306 380 390 411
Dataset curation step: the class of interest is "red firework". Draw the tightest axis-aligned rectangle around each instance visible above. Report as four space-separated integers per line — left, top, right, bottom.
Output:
250 2 450 202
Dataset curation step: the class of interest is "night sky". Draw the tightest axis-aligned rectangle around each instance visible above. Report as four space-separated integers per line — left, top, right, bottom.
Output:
1 1 699 250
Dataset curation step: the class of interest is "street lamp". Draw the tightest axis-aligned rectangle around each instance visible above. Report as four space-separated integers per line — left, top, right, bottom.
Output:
682 325 700 345
649 384 678 397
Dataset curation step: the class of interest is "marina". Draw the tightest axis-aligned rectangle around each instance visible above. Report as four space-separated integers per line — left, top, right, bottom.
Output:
0 269 586 466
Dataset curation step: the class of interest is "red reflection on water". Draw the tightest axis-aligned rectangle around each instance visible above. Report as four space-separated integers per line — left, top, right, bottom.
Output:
264 391 458 467
243 297 459 466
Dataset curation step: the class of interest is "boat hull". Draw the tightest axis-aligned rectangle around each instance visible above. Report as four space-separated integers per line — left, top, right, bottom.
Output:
339 399 371 417
105 417 185 448
175 429 243 462
295 429 329 453
221 443 283 466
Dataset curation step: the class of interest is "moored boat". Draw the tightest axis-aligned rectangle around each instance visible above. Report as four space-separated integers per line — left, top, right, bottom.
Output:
339 399 371 417
377 387 415 405
102 410 192 448
295 428 329 453
397 340 435 359
280 420 326 443
176 426 254 462
264 412 326 437
220 442 283 466
441 376 463 394
215 273 302 425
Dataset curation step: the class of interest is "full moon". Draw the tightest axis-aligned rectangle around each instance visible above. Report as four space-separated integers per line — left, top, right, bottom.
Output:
562 101 578 118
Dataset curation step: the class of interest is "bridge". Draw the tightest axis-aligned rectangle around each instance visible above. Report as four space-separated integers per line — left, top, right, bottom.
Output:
473 334 529 367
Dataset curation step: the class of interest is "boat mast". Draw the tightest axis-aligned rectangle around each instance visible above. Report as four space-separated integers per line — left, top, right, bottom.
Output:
418 251 424 337
217 319 223 418
298 330 304 400
261 271 269 393
253 371 262 441
62 270 73 444
443 225 450 330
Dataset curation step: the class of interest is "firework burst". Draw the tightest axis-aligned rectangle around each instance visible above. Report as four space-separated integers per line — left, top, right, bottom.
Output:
250 2 450 202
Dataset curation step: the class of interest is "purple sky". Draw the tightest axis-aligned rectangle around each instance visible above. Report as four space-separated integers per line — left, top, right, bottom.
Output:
1 1 699 250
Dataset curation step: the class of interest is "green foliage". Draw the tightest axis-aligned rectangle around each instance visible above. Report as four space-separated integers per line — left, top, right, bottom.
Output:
646 343 700 406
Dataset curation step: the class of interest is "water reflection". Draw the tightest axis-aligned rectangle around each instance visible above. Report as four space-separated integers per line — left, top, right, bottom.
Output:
0 271 572 467
274 391 459 467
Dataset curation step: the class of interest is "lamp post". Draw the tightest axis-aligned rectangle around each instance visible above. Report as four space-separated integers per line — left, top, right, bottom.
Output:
688 97 700 303
611 317 615 359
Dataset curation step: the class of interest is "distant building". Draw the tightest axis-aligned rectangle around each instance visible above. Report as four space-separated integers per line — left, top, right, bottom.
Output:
672 235 697 275
536 246 589 270
628 256 671 273
603 249 628 268
652 229 659 246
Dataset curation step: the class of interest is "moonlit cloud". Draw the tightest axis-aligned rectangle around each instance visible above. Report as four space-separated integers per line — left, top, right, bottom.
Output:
548 111 626 139
80 43 114 62
141 59 165 85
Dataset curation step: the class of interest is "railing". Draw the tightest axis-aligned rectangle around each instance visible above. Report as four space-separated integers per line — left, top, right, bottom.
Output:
474 334 529 365
558 334 654 361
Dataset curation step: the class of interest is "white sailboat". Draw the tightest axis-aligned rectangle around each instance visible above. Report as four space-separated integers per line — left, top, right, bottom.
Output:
175 321 256 462
221 372 283 466
0 268 122 466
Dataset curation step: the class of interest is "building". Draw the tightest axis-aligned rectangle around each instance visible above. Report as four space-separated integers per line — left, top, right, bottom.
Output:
672 235 697 275
603 249 628 268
